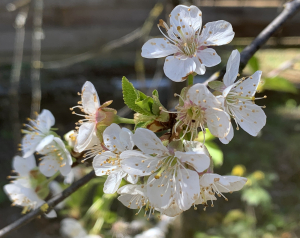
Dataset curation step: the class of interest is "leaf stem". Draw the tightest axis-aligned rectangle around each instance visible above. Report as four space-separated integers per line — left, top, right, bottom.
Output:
115 116 135 125
187 74 194 86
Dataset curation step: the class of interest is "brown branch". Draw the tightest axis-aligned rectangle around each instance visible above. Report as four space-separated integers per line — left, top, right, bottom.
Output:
0 171 96 238
204 0 300 85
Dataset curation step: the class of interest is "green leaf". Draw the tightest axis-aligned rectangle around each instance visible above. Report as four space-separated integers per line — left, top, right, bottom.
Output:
208 81 225 92
205 141 223 167
152 90 164 116
248 56 260 73
262 76 297 94
122 77 152 115
135 93 154 115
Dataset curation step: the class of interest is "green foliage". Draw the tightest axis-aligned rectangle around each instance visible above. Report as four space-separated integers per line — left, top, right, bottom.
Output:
197 130 223 167
248 56 260 72
122 76 152 115
206 141 223 167
262 76 297 94
241 187 271 206
122 77 165 116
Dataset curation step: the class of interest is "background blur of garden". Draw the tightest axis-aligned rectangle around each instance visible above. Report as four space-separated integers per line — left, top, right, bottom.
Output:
1 0 300 237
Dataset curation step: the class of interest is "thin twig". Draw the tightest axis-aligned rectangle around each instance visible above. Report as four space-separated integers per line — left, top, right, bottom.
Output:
30 0 44 118
0 171 96 238
204 0 300 85
9 7 29 151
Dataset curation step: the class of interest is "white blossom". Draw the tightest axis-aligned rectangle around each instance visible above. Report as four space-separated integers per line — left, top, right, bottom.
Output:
38 137 73 177
21 109 55 158
211 50 266 144
4 154 56 218
64 130 77 148
71 81 114 153
9 155 36 188
93 123 137 194
117 184 149 214
60 218 102 238
175 83 231 139
196 173 247 209
141 5 234 82
120 128 210 215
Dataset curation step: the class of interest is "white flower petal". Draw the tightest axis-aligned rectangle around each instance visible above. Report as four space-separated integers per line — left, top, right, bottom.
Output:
175 151 210 173
13 155 36 176
231 102 266 136
141 38 177 58
187 83 221 108
103 123 133 153
4 184 28 206
118 194 144 209
160 201 183 217
76 122 95 152
117 184 146 196
103 171 126 194
45 209 57 218
219 123 234 144
170 5 202 35
59 162 72 176
199 20 234 46
37 109 55 132
121 150 162 176
39 156 60 177
197 48 221 67
163 56 196 82
175 168 200 211
22 134 40 158
147 173 173 209
217 176 247 192
206 108 231 138
93 151 118 176
81 81 100 115
133 128 169 156
194 57 206 75
119 127 134 150
223 49 240 87
60 218 87 238
234 71 262 97
36 134 55 152
126 174 138 184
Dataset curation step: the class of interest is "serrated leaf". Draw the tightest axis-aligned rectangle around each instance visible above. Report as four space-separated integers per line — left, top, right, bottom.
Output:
152 89 159 97
135 96 153 114
262 76 297 94
208 81 225 92
122 77 152 115
153 91 167 115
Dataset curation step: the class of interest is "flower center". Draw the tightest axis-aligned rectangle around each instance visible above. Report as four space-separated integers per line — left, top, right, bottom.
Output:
175 101 206 138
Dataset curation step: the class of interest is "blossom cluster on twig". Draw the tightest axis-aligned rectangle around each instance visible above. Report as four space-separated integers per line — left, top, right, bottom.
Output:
4 5 267 220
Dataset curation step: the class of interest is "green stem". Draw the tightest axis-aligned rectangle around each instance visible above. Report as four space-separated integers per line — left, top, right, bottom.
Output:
115 116 135 124
187 74 194 86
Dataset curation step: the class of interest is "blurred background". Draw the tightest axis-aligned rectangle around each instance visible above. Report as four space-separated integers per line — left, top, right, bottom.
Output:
1 0 300 237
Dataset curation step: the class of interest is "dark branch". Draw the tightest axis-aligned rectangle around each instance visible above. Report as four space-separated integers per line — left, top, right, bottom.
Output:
204 0 300 85
0 171 96 238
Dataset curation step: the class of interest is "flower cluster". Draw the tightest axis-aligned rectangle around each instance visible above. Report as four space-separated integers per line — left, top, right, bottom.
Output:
4 4 267 220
